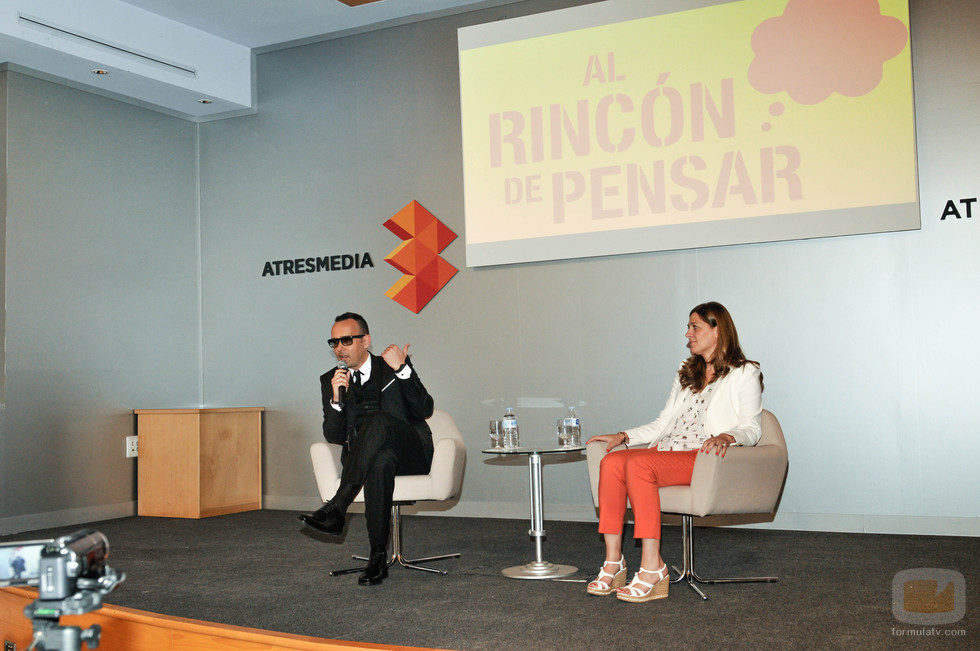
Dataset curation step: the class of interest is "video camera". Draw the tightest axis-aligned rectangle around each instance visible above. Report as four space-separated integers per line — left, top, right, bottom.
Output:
1 529 124 650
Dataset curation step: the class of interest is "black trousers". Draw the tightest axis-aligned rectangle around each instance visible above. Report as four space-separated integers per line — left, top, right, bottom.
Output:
336 412 430 550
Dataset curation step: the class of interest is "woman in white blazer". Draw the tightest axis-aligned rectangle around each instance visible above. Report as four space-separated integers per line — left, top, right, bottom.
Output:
585 302 763 603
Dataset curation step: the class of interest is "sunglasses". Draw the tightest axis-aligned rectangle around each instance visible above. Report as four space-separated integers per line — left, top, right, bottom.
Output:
327 334 366 348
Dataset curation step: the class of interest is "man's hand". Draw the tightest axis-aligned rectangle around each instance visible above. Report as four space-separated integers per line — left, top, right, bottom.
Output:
382 344 410 370
331 367 350 402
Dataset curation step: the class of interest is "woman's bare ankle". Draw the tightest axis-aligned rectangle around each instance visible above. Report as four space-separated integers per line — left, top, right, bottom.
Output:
639 558 663 571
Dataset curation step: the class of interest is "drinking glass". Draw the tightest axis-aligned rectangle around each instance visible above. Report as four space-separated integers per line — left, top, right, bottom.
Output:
556 418 568 446
489 419 504 449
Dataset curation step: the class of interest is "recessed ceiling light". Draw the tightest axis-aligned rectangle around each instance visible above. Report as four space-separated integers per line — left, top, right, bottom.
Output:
198 99 213 104
92 68 109 76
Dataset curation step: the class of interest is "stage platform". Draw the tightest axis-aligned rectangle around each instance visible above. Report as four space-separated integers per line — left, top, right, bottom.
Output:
1 586 423 650
1 510 975 649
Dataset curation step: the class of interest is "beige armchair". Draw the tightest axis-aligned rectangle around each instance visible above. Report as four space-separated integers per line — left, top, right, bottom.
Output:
310 409 466 575
586 409 788 599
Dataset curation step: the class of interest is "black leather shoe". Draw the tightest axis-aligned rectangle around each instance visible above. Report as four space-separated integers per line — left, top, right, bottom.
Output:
298 502 346 535
358 551 389 585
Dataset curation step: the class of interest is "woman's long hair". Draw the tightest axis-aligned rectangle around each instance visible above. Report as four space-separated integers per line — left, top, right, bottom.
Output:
679 301 762 392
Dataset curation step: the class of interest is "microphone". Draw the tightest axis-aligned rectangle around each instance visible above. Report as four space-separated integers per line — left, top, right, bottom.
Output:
337 360 348 404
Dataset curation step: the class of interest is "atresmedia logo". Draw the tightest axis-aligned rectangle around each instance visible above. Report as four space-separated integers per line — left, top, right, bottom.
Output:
892 568 966 625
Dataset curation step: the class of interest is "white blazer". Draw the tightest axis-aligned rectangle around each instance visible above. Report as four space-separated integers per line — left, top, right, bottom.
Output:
625 361 763 448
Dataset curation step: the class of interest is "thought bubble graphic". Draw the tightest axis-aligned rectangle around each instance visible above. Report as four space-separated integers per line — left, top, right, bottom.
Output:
762 101 785 131
748 0 908 105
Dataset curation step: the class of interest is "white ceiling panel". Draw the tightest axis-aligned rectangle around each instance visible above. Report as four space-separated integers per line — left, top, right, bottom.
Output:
0 0 526 121
119 0 517 50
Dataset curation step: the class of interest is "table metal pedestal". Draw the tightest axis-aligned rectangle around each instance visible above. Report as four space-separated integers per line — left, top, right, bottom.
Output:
483 445 584 580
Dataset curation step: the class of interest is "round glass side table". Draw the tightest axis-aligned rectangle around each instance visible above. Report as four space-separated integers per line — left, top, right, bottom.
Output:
482 444 585 579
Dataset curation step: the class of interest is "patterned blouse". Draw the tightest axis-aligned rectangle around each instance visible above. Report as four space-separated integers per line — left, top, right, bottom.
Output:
656 383 716 451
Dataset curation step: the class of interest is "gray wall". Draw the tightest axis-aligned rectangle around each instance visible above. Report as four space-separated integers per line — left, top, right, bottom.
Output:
199 0 979 535
0 71 202 533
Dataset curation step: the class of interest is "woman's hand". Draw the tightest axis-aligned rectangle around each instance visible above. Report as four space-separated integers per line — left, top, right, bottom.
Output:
700 433 736 456
586 432 629 452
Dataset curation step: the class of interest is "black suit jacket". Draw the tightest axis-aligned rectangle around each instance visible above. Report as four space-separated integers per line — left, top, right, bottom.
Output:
320 354 435 465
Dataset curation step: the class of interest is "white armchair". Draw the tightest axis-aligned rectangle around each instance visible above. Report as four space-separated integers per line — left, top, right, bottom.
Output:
586 409 788 599
310 409 466 575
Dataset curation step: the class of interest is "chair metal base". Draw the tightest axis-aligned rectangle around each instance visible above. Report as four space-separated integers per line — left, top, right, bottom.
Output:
329 504 460 577
669 515 778 600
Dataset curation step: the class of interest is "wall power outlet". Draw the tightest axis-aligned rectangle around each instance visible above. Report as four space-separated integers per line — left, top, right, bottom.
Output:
126 435 139 458
6 640 18 651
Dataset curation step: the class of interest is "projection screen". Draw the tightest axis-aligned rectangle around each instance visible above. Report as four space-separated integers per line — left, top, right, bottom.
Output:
458 0 918 267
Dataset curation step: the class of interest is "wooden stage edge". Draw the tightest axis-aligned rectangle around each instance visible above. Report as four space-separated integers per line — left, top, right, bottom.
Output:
1 587 434 650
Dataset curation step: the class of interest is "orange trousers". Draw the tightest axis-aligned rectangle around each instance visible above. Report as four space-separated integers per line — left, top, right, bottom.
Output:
597 448 698 540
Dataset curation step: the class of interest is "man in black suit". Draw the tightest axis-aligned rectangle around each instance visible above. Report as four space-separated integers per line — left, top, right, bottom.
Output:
299 312 434 585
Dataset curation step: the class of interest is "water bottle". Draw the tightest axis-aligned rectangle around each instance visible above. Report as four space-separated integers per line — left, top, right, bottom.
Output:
502 407 520 448
562 406 581 446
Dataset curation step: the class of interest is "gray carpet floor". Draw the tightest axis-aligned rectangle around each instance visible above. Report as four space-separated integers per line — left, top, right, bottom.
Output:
3 510 976 649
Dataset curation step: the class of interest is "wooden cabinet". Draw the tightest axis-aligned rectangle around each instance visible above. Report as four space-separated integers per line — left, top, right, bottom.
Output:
134 408 264 518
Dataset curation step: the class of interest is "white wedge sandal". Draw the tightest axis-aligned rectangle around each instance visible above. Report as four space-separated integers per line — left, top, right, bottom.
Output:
586 555 627 596
615 563 670 602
